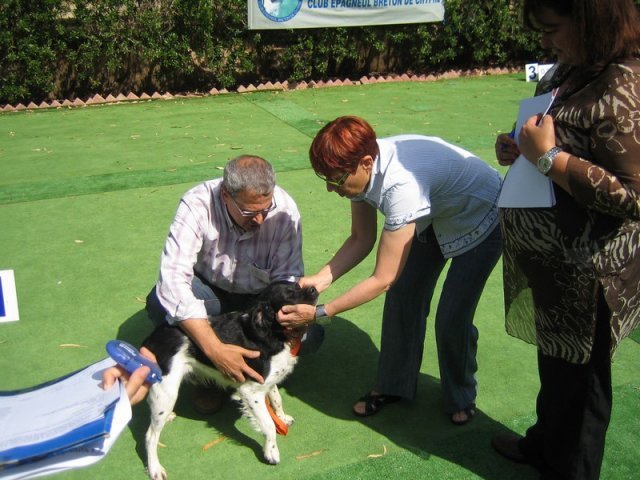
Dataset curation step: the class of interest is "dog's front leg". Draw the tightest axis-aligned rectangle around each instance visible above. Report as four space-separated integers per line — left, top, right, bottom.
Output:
145 372 182 480
267 385 294 427
237 384 280 465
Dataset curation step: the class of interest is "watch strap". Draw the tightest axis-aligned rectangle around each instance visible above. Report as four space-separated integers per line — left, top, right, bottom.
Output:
315 304 328 319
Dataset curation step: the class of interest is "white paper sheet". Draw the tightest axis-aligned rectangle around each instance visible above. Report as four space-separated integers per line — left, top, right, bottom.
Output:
0 358 132 479
498 91 557 208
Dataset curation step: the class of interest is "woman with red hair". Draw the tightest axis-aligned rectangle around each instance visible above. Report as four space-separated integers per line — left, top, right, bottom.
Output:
279 115 502 425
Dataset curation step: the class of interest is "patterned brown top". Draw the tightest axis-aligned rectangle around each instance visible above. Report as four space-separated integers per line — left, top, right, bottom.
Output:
500 58 640 364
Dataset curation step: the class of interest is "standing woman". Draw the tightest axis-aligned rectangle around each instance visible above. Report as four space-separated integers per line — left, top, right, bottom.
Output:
493 1 640 478
279 116 502 425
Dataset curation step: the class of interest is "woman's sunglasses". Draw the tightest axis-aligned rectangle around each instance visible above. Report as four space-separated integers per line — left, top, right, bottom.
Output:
315 170 350 187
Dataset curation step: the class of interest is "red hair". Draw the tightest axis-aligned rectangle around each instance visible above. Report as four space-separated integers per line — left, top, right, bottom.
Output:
309 116 379 176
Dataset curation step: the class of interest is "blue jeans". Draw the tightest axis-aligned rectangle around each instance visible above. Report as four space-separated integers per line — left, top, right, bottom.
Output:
375 224 502 413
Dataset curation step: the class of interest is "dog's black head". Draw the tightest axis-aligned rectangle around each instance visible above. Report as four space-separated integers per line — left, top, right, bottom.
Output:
257 281 319 312
145 282 320 378
243 282 319 338
228 282 318 361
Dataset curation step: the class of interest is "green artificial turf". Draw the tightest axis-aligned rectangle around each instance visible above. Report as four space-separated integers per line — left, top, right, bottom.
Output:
1 74 638 480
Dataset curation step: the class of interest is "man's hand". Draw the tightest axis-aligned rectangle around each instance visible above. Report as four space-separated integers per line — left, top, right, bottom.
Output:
179 317 265 384
208 343 264 384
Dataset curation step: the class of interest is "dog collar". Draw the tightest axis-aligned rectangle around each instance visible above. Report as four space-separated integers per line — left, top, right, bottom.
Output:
288 338 302 357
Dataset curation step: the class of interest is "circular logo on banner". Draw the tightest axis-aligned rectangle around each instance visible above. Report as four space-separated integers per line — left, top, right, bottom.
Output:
258 0 303 22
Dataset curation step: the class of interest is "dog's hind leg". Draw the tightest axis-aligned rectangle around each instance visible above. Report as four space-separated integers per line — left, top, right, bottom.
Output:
236 384 281 465
267 385 294 427
145 365 185 480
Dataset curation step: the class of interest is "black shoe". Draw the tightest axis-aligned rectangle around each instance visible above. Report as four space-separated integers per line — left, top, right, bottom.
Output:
353 391 402 417
491 433 529 464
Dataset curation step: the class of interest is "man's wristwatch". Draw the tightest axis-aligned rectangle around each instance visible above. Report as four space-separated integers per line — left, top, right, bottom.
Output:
537 146 562 176
315 304 328 319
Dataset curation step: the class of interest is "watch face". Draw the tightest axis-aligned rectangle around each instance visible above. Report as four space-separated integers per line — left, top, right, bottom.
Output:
537 147 560 175
538 155 553 174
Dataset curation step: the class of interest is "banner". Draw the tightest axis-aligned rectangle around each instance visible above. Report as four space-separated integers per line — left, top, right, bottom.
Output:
248 0 445 30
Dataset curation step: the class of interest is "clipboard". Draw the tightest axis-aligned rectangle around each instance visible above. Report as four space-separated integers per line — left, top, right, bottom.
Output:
498 91 557 208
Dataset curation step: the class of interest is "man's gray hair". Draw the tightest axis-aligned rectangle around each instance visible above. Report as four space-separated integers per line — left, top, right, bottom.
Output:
222 155 276 196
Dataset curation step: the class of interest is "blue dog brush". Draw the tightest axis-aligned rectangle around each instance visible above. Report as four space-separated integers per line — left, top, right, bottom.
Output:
106 339 162 384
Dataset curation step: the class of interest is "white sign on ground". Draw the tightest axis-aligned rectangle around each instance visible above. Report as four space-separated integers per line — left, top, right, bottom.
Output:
0 270 19 323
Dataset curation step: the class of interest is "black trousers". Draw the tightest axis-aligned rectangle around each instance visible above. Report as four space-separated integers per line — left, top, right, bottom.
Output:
520 290 613 480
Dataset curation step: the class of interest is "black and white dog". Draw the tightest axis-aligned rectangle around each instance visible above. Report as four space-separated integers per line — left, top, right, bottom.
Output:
141 282 319 480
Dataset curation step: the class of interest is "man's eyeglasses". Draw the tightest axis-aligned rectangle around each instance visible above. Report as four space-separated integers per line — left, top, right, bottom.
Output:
227 193 277 218
315 170 350 187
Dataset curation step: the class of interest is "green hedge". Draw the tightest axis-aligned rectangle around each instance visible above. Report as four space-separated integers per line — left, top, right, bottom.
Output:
1 0 544 105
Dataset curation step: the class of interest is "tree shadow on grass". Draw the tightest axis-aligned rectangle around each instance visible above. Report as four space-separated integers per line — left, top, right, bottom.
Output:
284 316 539 480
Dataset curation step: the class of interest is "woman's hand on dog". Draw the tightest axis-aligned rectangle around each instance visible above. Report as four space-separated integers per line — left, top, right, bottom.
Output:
278 274 333 327
101 346 156 405
276 275 331 327
278 303 316 328
299 273 332 293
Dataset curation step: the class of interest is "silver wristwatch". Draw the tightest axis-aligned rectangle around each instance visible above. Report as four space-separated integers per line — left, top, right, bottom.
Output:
537 146 562 175
314 304 331 325
315 304 328 319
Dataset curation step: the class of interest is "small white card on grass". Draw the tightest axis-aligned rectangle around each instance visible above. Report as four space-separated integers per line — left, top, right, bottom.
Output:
0 269 20 323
